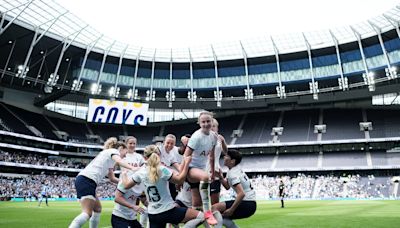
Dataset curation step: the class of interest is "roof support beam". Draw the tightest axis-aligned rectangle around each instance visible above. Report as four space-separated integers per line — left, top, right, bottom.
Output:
271 37 285 99
131 48 142 101
329 30 347 90
0 39 16 82
95 41 116 94
239 41 252 100
211 45 222 107
0 0 33 37
303 33 318 100
47 25 88 87
20 11 67 85
188 48 195 102
350 26 370 75
369 21 392 70
76 34 104 87
113 44 128 98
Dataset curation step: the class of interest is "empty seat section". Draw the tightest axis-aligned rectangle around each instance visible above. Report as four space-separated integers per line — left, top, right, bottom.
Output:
322 152 367 167
323 109 364 140
236 112 279 144
275 153 318 168
280 110 319 142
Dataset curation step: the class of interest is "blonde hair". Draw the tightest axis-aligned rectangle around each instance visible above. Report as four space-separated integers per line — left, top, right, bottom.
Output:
212 118 219 126
104 137 127 150
104 137 118 149
144 145 161 183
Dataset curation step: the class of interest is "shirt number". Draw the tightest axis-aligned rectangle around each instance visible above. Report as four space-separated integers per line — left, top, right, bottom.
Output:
147 186 161 202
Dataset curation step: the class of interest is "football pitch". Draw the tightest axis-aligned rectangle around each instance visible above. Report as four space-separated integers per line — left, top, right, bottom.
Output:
0 200 399 227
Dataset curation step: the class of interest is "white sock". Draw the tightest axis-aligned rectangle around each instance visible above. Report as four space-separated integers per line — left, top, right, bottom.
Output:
223 218 239 228
140 211 148 228
183 212 204 228
203 221 211 228
199 181 210 211
89 212 101 228
213 211 223 228
69 212 90 228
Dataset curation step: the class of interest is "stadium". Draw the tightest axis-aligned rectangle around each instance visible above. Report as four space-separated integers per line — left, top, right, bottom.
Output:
1 0 400 227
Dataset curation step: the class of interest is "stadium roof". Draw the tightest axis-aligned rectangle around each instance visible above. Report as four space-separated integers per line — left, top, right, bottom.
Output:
1 0 400 63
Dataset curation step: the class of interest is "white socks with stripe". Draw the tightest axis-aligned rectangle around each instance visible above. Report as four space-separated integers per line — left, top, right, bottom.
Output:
69 212 90 228
89 212 101 228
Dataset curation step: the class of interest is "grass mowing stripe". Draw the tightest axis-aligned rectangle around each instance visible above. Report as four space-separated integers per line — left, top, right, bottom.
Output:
0 200 399 227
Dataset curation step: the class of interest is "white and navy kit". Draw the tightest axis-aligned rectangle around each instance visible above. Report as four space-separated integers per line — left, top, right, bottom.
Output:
131 165 188 227
159 145 179 168
187 129 217 169
175 182 192 208
113 181 145 220
79 148 119 185
75 148 119 199
123 152 145 170
224 165 257 219
131 165 175 214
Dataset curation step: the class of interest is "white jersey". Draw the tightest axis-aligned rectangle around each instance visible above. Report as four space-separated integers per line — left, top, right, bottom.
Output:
174 151 183 164
159 145 179 168
187 129 217 169
123 152 145 193
78 148 119 184
132 165 174 214
113 181 145 220
175 182 192 208
206 139 223 174
123 152 145 170
226 165 256 201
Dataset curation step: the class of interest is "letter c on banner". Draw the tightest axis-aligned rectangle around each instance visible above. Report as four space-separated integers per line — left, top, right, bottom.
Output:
134 115 144 125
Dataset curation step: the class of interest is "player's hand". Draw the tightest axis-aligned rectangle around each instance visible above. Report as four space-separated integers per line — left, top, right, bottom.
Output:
217 168 224 178
133 205 145 214
218 134 225 143
223 208 234 217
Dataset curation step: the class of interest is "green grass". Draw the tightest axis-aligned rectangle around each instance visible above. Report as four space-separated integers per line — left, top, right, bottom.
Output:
0 200 399 227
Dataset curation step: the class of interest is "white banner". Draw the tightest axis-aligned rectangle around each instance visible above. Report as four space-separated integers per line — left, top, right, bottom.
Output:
87 99 149 126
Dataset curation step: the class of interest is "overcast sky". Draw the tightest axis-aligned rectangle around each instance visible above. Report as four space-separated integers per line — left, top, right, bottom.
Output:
55 0 399 49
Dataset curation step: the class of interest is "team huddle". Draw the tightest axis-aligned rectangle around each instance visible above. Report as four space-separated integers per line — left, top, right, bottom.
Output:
68 111 257 228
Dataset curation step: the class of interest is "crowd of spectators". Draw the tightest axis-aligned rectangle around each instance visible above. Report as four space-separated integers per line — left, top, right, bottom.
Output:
248 173 394 199
0 150 87 169
1 172 397 200
0 174 116 199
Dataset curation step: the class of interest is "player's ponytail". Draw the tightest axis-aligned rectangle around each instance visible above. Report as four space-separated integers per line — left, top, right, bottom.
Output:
144 145 161 183
104 137 118 149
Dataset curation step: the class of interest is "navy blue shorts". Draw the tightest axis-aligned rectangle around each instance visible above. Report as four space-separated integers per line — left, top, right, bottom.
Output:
148 207 187 228
175 199 188 208
111 214 142 228
75 175 97 199
210 179 221 194
225 200 256 219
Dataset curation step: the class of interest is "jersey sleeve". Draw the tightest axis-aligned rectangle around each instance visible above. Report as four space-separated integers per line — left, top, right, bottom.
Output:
187 132 199 150
131 169 143 184
108 148 120 158
160 166 173 180
227 169 241 187
170 147 179 164
139 155 145 166
117 181 128 193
